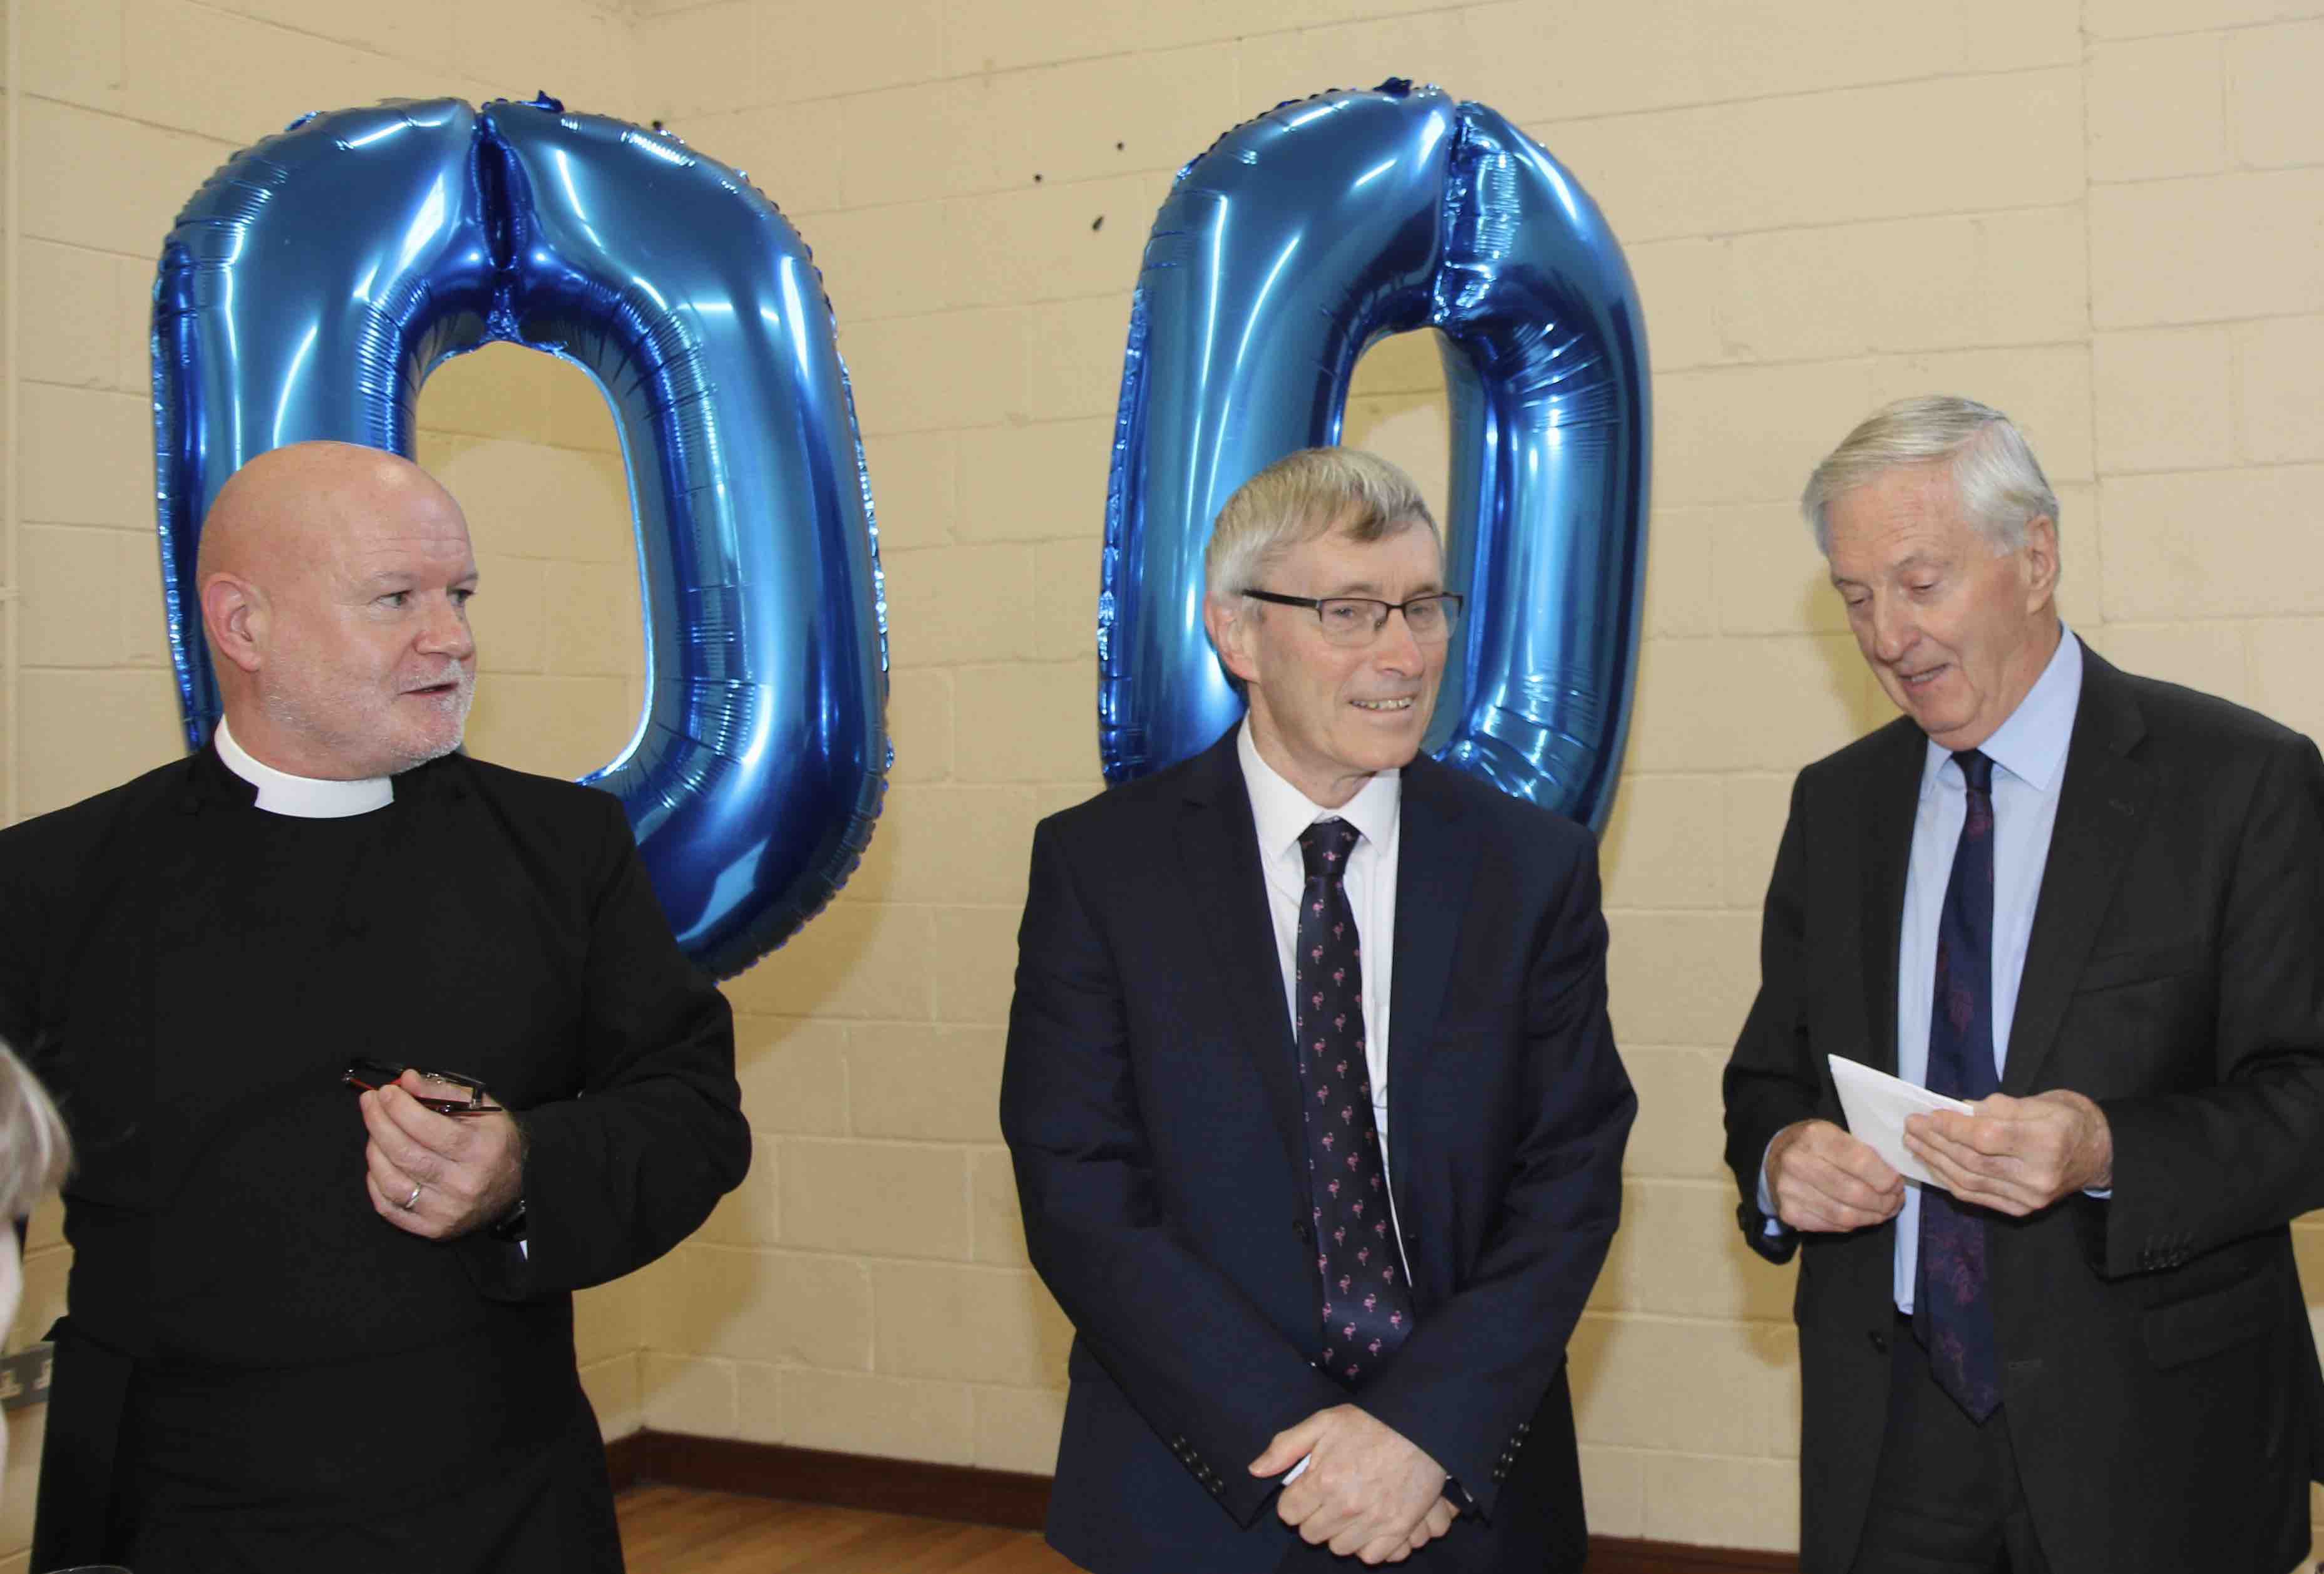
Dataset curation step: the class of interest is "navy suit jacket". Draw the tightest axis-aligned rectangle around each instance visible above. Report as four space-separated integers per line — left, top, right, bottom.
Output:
1000 729 1634 1573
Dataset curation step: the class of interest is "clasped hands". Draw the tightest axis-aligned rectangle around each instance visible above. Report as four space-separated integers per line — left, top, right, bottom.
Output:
358 1069 525 1240
1250 1404 1457 1564
1766 1089 2112 1232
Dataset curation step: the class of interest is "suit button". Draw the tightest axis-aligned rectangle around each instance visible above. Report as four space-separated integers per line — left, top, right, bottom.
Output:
1869 1328 1889 1354
1516 1422 1530 1436
1295 1220 1314 1244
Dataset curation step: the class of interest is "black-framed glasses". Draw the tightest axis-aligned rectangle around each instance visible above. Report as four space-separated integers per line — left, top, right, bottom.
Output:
1243 589 1464 647
344 1057 506 1117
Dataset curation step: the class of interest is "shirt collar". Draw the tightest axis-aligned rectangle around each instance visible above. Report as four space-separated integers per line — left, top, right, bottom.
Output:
214 715 396 819
1237 719 1402 863
1918 623 2083 801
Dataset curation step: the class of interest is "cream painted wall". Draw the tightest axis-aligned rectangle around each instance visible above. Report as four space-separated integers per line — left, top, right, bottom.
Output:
5 0 2324 1563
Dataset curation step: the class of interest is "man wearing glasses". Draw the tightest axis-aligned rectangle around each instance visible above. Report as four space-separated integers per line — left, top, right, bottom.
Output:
1003 447 1634 1573
1 441 749 1573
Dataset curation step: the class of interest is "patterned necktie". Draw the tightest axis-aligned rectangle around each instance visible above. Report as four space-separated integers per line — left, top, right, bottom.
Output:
1916 748 2002 1421
1295 818 1414 1386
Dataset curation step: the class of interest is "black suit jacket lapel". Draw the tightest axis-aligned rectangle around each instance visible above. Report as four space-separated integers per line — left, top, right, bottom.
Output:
1859 721 1926 1076
1386 756 1481 1208
2002 646 2154 1094
1177 732 1308 1185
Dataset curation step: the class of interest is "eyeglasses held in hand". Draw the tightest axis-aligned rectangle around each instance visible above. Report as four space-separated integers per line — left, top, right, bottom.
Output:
343 1057 506 1117
1242 589 1464 647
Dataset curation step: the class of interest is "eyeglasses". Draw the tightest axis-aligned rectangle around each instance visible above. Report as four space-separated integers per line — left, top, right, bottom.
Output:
343 1057 506 1117
1243 589 1464 648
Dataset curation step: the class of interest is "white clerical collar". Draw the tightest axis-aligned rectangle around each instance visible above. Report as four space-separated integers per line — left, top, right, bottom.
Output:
213 716 394 818
1237 718 1402 862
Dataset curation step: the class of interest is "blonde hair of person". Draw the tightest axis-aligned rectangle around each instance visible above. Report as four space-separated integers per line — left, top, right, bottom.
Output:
1203 446 1442 605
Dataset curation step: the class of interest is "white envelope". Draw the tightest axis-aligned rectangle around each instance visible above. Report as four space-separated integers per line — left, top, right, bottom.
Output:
1828 1054 1973 1190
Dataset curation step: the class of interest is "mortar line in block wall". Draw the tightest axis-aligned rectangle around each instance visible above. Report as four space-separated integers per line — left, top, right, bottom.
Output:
722 44 2079 128
2089 164 2324 190
11 92 243 156
1577 1310 1795 1331
5 0 21 830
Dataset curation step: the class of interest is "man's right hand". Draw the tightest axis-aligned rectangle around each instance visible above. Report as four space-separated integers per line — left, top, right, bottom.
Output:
1250 1404 1451 1564
1765 1119 1904 1232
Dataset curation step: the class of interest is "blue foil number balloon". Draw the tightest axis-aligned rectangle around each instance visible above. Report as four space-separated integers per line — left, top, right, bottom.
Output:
1100 82 1650 832
152 97 888 978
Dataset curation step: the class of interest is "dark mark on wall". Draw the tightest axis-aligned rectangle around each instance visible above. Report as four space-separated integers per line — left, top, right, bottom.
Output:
1091 215 1104 232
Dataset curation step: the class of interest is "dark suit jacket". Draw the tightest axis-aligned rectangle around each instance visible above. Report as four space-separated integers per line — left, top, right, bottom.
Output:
1725 643 2324 1574
1001 729 1635 1574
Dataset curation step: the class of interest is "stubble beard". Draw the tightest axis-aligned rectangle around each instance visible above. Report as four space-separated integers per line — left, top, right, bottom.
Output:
260 664 474 778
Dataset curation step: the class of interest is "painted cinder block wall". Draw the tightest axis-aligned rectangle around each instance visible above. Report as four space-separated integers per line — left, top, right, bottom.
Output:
5 0 2323 1561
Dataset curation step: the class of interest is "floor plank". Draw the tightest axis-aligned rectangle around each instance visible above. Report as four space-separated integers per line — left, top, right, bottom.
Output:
616 1486 1081 1574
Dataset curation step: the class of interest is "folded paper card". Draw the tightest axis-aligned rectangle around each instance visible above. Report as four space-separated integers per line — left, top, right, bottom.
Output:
1828 1054 1974 1190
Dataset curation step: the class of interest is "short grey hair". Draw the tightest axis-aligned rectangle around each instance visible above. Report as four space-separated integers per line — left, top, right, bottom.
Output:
1801 396 2061 557
1204 447 1441 604
0 1041 68 1222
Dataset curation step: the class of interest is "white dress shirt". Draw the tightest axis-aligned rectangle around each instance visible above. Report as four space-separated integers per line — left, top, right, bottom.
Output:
214 716 394 818
1239 722 1414 1486
1237 721 1412 1274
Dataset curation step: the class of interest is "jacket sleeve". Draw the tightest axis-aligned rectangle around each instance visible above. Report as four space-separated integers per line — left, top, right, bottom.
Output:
1722 772 1821 1263
2097 731 2324 1275
1000 816 1347 1528
1352 829 1636 1525
0 823 49 1079
461 793 749 1298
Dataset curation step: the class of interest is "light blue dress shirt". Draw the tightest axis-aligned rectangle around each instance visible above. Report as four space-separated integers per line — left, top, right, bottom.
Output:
1888 628 2081 1311
1757 626 2085 1313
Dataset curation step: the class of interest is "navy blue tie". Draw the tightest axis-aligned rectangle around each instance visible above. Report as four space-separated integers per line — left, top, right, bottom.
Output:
1295 818 1414 1386
1916 748 2002 1420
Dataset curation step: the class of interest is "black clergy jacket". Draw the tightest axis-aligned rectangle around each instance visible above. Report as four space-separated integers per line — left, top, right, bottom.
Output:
1724 644 2324 1574
1 743 749 1567
1000 728 1635 1574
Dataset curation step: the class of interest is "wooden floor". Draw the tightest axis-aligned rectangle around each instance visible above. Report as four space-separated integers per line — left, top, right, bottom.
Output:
615 1485 1080 1573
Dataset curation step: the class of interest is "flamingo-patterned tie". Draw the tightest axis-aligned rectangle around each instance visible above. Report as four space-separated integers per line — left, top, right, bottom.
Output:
1296 818 1414 1387
1916 748 2002 1420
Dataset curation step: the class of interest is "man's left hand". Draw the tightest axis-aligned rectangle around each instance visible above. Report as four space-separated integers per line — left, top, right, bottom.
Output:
359 1071 525 1240
1249 1404 1453 1564
1903 1089 2111 1216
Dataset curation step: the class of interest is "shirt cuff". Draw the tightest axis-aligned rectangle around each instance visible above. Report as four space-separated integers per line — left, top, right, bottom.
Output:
1756 1147 1786 1234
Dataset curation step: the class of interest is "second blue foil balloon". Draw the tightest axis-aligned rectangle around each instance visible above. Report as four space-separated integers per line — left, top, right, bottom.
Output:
1100 82 1650 833
152 96 888 978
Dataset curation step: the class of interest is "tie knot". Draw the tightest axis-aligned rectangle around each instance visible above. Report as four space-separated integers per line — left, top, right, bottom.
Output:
1299 818 1361 884
1953 749 1995 795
